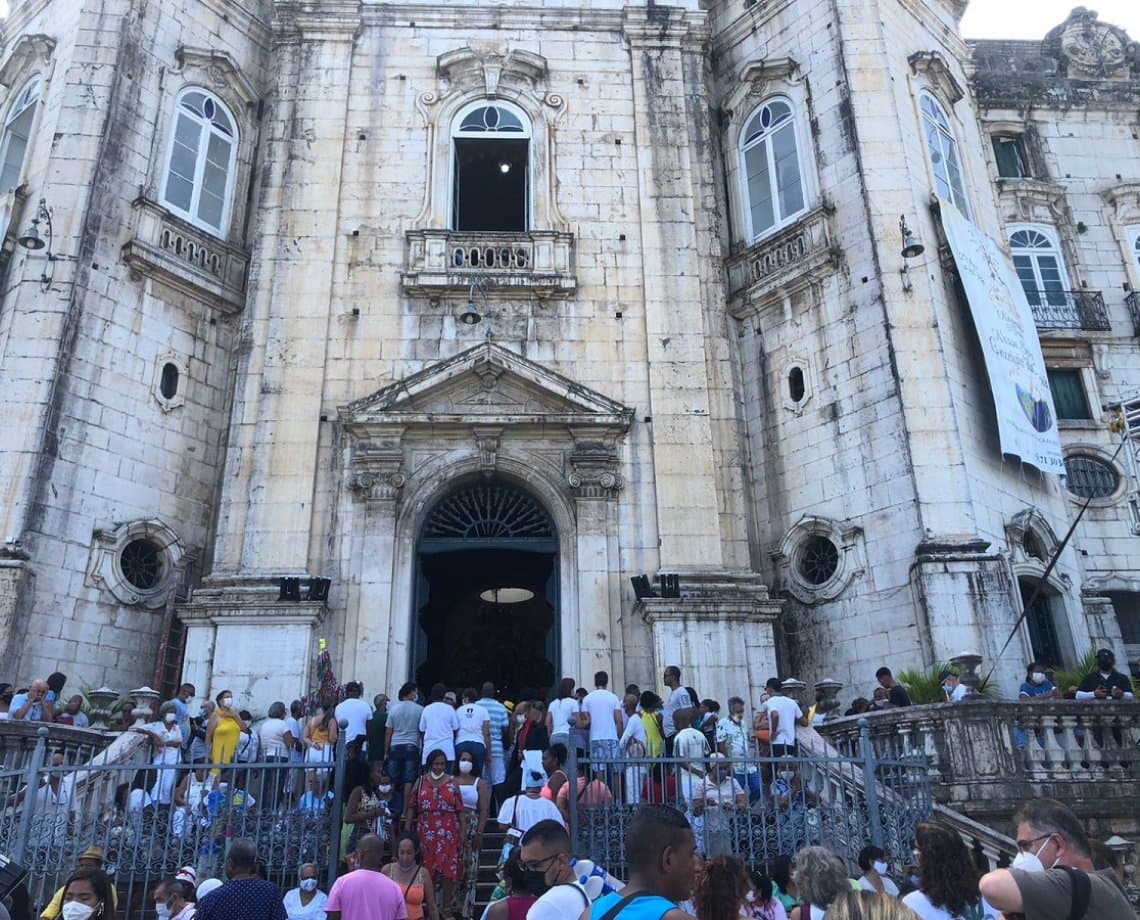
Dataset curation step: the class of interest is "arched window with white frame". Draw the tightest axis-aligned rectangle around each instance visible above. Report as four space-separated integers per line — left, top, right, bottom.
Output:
1129 226 1140 275
740 97 806 241
0 77 41 192
1009 226 1070 307
919 93 969 217
161 88 238 236
451 100 531 232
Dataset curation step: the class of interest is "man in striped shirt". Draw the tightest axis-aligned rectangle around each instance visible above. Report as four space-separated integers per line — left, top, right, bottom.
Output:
477 681 511 788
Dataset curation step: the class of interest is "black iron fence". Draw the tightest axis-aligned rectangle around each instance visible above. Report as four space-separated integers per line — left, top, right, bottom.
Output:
1025 289 1110 332
1 726 347 919
564 725 932 880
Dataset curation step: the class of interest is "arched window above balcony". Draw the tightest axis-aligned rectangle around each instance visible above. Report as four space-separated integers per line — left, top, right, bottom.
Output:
920 93 969 217
451 101 531 232
740 97 806 242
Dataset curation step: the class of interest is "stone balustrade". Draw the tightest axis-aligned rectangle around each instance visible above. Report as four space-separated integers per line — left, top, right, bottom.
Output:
402 228 576 296
121 197 250 312
0 721 113 773
818 700 1140 836
725 205 838 301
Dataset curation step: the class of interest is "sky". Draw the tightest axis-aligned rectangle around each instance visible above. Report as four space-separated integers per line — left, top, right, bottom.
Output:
961 0 1140 40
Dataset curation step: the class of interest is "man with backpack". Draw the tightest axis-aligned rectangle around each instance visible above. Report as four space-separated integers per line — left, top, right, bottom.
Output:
979 797 1135 918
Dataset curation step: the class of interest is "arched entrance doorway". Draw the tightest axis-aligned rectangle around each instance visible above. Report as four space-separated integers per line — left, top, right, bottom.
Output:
413 479 559 698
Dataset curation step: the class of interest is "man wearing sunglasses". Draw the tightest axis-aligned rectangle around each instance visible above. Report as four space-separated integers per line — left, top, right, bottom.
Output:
979 798 1134 918
517 820 591 919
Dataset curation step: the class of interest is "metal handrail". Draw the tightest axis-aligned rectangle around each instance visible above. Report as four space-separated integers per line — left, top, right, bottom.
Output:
1024 288 1111 332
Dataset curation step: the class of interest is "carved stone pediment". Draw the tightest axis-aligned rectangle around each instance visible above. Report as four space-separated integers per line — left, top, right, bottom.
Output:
340 342 634 434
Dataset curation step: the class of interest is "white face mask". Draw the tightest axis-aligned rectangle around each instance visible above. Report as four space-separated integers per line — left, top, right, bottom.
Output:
220 697 233 708
873 860 888 875
429 769 446 780
458 761 474 774
744 891 756 903
300 878 318 892
378 784 392 794
1010 836 1055 874
62 904 97 920
155 905 170 920
164 712 177 724
1031 672 1046 685
516 714 526 724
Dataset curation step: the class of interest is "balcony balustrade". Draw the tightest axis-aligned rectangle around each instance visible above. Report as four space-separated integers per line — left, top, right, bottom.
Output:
402 229 576 296
725 206 839 302
120 198 249 313
1025 288 1111 332
819 699 1140 835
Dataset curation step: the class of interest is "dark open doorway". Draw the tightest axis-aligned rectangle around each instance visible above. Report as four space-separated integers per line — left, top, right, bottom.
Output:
413 480 559 700
452 138 529 232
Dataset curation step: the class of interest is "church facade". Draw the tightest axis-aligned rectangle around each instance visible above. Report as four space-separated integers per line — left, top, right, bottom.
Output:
0 0 1138 709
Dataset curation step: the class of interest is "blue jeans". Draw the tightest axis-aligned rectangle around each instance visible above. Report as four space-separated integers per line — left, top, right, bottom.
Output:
387 744 420 785
734 769 762 805
455 741 487 778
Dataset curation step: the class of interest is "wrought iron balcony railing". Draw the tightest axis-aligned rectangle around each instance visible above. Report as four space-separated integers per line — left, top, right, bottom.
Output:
1126 290 1140 337
1025 288 1110 332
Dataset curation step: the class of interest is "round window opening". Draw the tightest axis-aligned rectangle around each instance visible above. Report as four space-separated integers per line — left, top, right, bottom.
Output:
1063 455 1119 500
798 535 839 585
120 538 164 591
788 366 806 402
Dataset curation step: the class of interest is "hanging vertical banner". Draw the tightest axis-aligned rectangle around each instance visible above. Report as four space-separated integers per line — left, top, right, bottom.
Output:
938 200 1064 475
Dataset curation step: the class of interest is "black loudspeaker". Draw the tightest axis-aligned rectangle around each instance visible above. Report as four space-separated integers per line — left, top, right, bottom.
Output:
278 577 301 602
630 575 656 600
659 574 680 598
307 577 331 602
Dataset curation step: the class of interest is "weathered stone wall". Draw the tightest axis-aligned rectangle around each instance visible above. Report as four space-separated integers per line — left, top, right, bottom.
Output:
0 0 272 689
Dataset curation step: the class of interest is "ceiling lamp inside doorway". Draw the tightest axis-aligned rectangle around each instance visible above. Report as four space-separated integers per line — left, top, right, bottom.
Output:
479 587 536 604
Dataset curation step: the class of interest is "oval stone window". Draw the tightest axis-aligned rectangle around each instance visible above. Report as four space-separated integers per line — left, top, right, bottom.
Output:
159 362 180 400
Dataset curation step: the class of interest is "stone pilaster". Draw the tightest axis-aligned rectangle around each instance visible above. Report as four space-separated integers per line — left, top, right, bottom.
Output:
638 573 781 714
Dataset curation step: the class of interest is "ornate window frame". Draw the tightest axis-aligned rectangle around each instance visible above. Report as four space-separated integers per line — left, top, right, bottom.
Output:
159 87 239 238
1061 445 1127 507
1008 223 1072 295
0 76 41 192
917 90 970 217
770 516 863 604
449 99 533 231
152 352 188 412
738 95 809 243
86 519 189 609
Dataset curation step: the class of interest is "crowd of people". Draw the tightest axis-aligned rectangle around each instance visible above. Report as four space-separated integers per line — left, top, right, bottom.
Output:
3 654 1137 920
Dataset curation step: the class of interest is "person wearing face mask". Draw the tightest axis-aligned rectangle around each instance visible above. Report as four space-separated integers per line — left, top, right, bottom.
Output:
717 696 760 805
516 819 591 919
155 878 196 920
283 863 328 919
979 797 1135 919
346 761 395 863
134 701 184 807
406 749 466 912
40 849 119 920
1075 648 1134 702
58 869 116 920
745 870 788 920
938 671 967 704
454 749 491 919
1018 663 1060 701
856 846 899 897
901 821 997 920
205 690 246 777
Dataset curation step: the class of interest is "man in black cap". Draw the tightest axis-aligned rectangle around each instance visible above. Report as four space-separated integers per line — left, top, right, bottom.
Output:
1075 649 1133 701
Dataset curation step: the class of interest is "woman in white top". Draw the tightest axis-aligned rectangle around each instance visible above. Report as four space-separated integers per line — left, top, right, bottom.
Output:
787 847 850 920
135 701 184 805
902 821 999 920
283 862 328 919
172 765 211 837
546 678 578 750
454 749 490 918
455 688 492 779
259 700 296 808
856 845 900 897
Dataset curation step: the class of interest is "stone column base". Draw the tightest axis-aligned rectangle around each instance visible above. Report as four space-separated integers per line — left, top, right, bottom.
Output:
178 575 329 707
638 572 781 715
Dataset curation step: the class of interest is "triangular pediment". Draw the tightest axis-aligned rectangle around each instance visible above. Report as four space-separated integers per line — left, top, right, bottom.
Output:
339 343 634 433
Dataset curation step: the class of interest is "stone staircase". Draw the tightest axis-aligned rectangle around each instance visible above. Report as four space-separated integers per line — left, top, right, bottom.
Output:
473 827 507 917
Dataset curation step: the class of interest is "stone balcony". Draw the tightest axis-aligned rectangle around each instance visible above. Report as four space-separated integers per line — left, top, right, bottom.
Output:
818 700 1140 836
121 198 249 313
401 229 576 297
725 205 839 304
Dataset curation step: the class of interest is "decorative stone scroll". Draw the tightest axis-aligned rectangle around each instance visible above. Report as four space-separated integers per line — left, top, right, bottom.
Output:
908 51 965 105
349 443 406 503
566 441 623 500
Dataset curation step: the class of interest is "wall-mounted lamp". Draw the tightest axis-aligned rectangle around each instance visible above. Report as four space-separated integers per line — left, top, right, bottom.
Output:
459 278 489 327
899 214 925 293
17 198 56 291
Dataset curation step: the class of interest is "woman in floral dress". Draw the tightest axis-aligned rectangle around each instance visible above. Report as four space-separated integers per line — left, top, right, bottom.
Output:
406 748 466 916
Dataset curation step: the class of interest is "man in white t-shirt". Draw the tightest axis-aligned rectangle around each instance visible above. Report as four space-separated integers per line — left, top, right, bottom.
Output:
716 696 760 804
661 665 696 756
764 682 806 758
939 669 969 703
334 681 373 748
418 682 460 767
455 687 492 778
578 671 623 762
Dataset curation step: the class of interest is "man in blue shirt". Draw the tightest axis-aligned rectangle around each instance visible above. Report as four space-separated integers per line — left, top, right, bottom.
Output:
164 683 196 749
196 838 285 920
477 681 511 788
10 678 54 721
